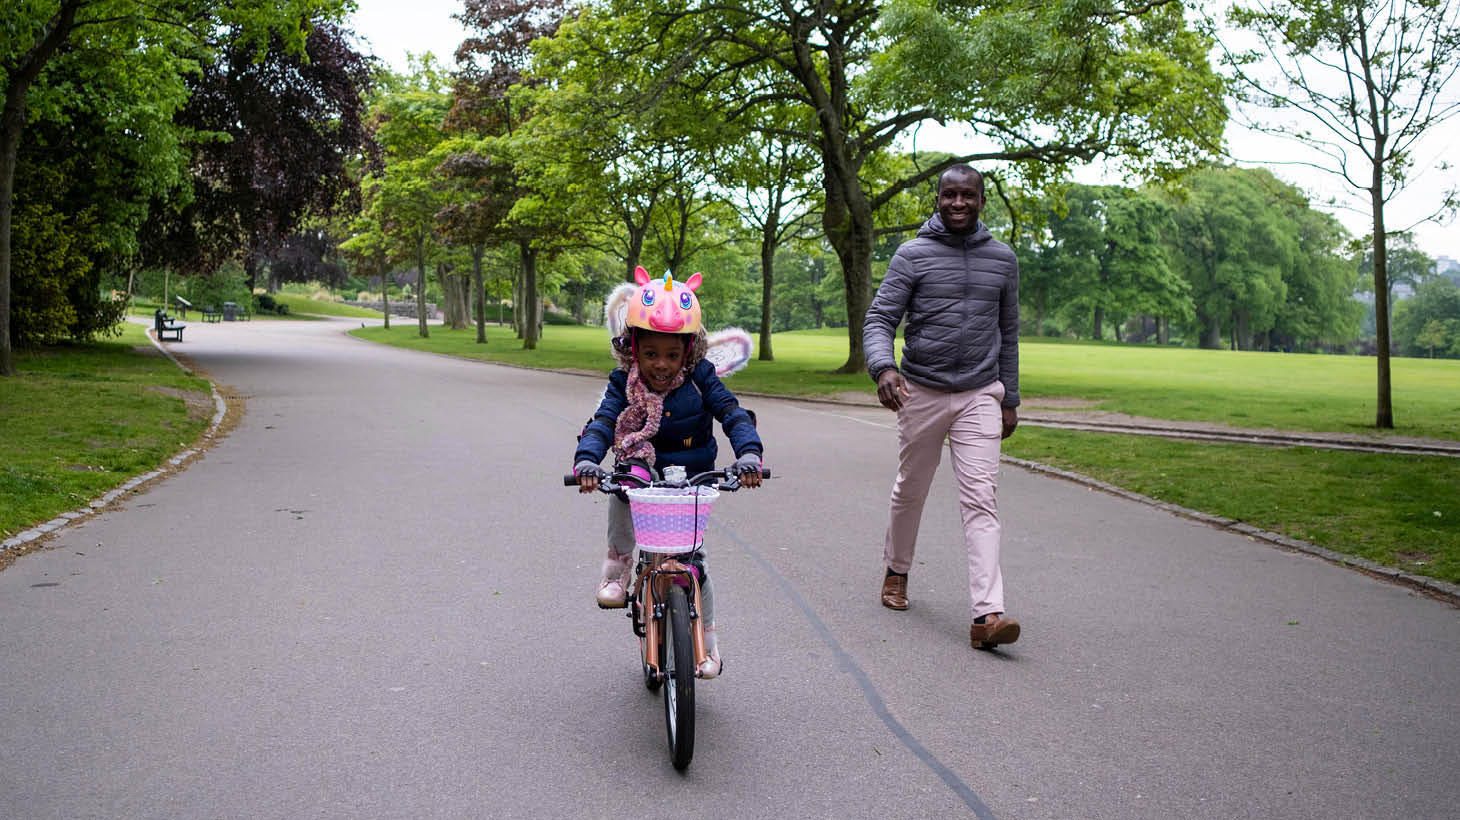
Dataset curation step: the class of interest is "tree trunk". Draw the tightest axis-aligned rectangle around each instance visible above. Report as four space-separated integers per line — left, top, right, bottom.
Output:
1371 187 1394 428
759 231 775 361
0 2 82 376
520 238 539 350
512 269 523 338
1198 312 1220 349
381 271 390 331
1158 316 1169 345
472 245 486 344
415 234 429 338
1236 311 1252 351
810 256 825 329
443 268 469 330
623 221 646 282
822 168 873 374
1092 305 1104 341
378 252 390 331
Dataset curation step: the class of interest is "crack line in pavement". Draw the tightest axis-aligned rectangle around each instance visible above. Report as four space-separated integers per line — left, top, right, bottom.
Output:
715 522 997 820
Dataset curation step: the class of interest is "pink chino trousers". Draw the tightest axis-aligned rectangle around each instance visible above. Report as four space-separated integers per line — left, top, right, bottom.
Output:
883 378 1006 620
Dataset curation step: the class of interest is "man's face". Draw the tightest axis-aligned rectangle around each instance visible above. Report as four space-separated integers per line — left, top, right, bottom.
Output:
937 170 985 235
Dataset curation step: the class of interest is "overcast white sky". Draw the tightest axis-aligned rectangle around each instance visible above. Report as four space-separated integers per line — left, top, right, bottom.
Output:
347 0 1460 263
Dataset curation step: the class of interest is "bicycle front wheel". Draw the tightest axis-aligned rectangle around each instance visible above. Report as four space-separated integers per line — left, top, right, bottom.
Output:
661 584 696 770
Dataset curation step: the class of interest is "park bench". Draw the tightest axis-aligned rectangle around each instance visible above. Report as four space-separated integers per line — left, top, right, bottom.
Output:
222 301 252 321
202 305 222 322
153 309 185 342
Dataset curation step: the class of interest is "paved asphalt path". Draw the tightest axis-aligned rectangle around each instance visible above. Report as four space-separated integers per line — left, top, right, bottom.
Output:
3 318 1458 820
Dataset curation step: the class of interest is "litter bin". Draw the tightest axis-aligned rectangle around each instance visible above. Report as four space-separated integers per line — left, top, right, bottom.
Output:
223 301 238 321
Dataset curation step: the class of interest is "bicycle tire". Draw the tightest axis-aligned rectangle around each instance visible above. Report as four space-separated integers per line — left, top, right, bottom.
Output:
662 584 696 770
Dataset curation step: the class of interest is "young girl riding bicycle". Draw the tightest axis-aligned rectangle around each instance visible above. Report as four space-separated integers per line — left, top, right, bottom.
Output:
573 267 763 679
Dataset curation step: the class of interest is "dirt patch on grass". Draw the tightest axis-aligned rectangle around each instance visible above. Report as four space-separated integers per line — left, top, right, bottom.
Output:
150 385 216 423
1022 396 1101 409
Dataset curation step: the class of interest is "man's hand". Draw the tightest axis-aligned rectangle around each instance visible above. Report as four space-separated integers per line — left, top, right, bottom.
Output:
876 369 911 411
1001 406 1018 439
738 468 763 488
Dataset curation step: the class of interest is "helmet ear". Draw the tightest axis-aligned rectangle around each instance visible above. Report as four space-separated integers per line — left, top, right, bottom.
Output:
633 266 651 285
684 272 703 291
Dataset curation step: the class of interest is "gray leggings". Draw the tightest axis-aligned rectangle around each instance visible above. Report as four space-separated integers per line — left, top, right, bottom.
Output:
609 495 715 626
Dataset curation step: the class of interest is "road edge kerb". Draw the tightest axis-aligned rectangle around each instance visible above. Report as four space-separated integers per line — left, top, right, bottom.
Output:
1001 454 1460 605
0 326 231 561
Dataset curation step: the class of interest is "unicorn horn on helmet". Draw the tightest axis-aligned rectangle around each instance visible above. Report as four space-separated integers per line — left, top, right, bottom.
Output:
605 266 752 377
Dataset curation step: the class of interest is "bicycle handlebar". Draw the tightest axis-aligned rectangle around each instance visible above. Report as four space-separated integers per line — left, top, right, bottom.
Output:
562 465 771 493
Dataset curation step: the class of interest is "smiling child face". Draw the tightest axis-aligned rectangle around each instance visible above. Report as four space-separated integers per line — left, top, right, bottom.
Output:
635 331 685 392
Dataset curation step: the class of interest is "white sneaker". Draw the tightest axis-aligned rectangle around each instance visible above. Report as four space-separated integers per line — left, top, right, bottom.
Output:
696 625 721 678
696 650 722 679
595 554 631 609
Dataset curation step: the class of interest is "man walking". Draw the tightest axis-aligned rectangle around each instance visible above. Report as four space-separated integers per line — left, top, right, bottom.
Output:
863 164 1022 649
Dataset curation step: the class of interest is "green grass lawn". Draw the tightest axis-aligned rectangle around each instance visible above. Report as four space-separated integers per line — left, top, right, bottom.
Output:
1004 427 1460 584
1020 342 1460 440
0 323 213 538
355 323 1460 440
351 321 1460 586
271 294 384 318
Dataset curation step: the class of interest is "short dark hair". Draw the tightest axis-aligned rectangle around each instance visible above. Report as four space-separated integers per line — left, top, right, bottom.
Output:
938 164 983 195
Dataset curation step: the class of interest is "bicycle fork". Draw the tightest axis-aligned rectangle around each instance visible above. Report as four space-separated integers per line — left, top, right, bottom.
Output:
634 558 708 682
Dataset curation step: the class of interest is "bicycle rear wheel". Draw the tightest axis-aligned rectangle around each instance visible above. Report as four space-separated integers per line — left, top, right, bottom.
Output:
662 584 696 770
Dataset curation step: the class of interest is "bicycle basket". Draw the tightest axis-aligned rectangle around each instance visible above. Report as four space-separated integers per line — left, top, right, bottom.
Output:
625 486 720 553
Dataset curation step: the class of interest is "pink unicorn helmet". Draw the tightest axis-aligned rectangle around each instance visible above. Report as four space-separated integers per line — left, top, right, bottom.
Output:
625 266 702 335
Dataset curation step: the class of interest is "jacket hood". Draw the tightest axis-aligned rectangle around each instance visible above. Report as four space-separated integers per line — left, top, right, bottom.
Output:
918 213 992 245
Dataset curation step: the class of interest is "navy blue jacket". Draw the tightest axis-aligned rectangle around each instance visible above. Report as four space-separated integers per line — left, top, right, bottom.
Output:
574 358 762 475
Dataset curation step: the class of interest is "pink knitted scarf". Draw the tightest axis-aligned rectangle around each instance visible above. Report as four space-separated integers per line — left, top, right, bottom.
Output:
612 361 686 466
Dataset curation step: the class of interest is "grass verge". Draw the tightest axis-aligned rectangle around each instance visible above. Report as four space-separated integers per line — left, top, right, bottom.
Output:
0 323 213 539
354 324 1460 440
270 294 384 318
1004 427 1460 585
352 321 1460 587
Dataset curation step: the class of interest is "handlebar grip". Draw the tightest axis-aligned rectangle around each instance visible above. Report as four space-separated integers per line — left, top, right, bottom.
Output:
563 474 578 486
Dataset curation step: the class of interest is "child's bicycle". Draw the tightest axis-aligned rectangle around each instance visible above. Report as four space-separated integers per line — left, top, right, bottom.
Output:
563 464 769 771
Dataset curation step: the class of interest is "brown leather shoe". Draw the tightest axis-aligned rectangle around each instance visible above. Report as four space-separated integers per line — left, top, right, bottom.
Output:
880 574 908 610
970 613 1020 648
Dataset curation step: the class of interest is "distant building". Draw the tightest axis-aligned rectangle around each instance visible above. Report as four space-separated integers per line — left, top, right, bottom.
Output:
1437 255 1460 285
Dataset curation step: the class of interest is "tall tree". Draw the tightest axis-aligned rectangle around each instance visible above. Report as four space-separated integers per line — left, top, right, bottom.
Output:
1046 184 1192 341
370 60 453 338
1393 277 1460 358
435 141 516 343
453 0 571 349
538 0 1226 372
1 0 347 375
1220 0 1460 426
716 127 820 360
141 19 373 291
1162 167 1296 349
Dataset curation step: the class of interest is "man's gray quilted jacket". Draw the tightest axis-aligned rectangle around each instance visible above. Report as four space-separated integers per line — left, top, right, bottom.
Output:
863 214 1020 407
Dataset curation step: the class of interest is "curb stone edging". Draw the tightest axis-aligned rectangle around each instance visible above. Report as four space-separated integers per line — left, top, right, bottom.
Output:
1 325 229 558
1001 454 1460 604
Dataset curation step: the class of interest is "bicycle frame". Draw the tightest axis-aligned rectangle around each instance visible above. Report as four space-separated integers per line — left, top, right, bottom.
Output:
634 554 707 682
565 463 769 771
